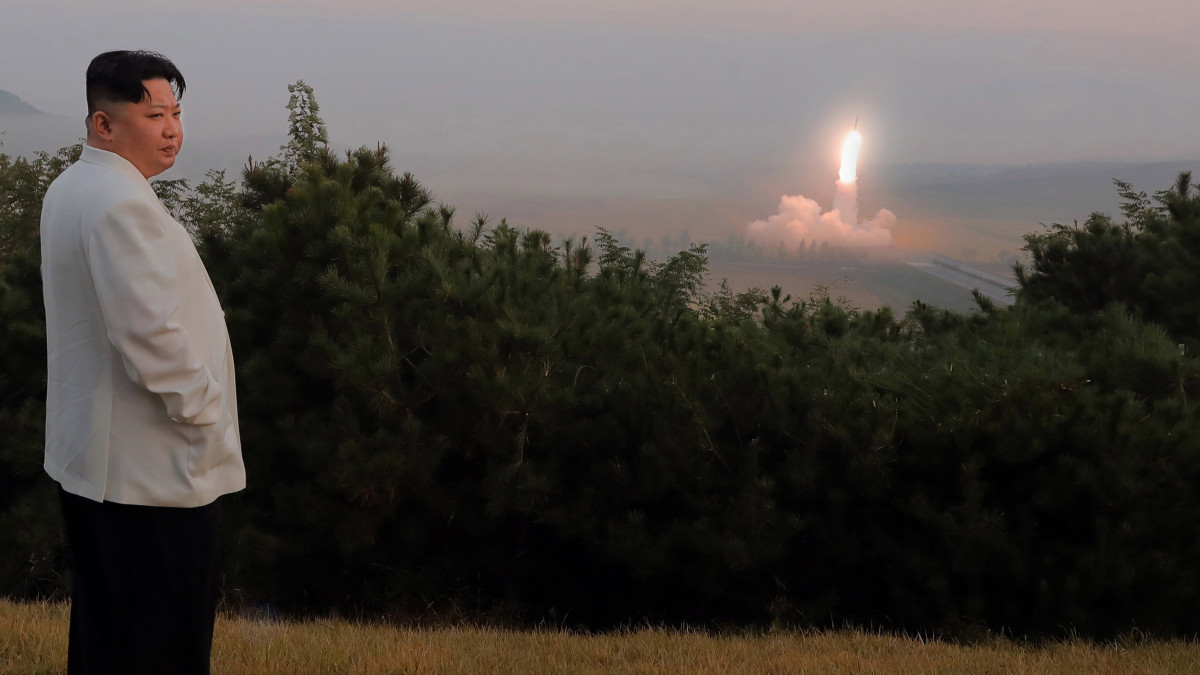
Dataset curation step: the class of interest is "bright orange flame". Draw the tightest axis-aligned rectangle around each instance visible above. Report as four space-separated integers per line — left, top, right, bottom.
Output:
839 129 862 183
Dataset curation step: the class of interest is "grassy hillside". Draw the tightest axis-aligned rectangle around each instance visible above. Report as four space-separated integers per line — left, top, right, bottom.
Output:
3 600 1198 674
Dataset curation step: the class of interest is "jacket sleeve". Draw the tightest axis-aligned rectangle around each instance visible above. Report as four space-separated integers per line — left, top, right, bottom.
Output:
86 198 222 426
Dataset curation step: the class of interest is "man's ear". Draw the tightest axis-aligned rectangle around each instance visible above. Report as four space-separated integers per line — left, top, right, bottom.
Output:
88 110 114 142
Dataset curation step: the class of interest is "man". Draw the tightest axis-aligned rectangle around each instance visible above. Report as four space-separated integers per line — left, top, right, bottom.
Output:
40 50 244 674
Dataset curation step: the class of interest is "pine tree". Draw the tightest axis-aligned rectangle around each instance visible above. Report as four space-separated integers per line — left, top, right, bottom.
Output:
1017 172 1200 347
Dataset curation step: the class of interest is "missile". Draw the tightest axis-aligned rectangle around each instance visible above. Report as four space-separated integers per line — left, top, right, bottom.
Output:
854 114 859 130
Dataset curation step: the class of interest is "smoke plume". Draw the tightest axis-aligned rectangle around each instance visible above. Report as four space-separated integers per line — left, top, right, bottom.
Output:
747 181 894 250
747 128 895 250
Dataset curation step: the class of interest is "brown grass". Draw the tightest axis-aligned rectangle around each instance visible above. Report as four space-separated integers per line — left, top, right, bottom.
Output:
3 599 1199 674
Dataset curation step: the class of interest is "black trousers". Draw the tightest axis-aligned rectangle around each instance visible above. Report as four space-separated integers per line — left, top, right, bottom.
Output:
59 488 221 675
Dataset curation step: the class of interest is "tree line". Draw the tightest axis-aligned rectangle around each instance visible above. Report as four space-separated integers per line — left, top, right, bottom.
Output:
2 83 1198 638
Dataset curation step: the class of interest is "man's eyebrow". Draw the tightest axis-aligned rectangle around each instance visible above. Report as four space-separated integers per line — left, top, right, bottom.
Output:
147 102 182 109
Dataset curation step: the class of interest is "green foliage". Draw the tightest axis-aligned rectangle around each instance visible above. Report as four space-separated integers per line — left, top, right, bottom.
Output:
206 133 1200 635
155 169 253 242
0 145 80 265
2 84 1199 639
280 80 329 173
1018 172 1200 348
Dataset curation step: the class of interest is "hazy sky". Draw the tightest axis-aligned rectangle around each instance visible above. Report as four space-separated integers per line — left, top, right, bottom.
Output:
4 0 1198 204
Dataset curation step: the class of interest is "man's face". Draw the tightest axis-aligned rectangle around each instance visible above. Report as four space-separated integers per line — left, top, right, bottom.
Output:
102 78 183 179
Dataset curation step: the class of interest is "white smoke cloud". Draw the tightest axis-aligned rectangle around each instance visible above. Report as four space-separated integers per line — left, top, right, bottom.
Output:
747 179 895 250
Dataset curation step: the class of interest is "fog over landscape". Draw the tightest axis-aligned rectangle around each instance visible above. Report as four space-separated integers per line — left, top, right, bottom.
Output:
4 0 1199 308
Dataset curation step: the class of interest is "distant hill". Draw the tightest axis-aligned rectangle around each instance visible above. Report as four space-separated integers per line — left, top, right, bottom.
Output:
874 160 1200 224
0 90 44 116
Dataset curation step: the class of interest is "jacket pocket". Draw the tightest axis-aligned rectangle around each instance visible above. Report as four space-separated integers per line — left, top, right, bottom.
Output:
188 406 237 476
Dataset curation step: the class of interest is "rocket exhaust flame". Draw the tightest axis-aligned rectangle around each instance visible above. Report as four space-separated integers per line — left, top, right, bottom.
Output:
746 120 895 250
839 129 862 184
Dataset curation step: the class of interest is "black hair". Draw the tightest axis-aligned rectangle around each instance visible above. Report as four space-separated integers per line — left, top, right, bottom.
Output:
85 50 185 115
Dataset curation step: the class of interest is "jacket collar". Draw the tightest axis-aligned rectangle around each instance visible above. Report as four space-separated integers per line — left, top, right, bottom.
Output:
79 144 151 186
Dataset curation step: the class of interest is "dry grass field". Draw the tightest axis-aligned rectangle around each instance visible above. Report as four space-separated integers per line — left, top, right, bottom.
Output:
3 599 1199 674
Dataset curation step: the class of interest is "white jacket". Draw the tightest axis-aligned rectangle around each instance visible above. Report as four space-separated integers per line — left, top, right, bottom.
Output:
40 145 245 507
